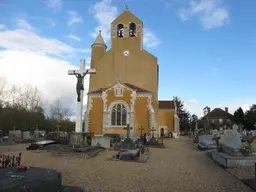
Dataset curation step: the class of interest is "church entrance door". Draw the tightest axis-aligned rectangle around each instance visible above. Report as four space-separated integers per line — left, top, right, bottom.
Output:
160 128 164 137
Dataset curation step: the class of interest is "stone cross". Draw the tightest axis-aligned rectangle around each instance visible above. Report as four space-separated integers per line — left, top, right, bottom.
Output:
68 59 96 133
139 126 144 136
124 124 132 139
150 127 156 138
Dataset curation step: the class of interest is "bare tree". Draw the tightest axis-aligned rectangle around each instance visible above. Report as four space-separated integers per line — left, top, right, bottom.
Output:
0 77 7 105
17 84 43 112
50 100 71 121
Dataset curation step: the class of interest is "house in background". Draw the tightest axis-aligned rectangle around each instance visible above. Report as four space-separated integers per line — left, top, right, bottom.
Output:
202 107 236 129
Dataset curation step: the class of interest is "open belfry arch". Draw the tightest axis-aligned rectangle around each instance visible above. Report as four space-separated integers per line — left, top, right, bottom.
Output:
85 5 180 138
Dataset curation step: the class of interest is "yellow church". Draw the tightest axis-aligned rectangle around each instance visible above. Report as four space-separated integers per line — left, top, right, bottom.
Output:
85 6 180 138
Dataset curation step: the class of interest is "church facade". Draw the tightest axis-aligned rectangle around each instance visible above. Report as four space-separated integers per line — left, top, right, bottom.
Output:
85 6 180 137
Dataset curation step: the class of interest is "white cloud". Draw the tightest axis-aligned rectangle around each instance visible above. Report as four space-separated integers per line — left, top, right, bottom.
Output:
178 0 230 29
49 20 56 27
67 10 83 26
16 19 33 30
47 0 62 11
185 99 197 105
0 50 89 115
143 28 160 49
0 24 5 30
67 34 81 41
89 0 118 41
0 29 90 57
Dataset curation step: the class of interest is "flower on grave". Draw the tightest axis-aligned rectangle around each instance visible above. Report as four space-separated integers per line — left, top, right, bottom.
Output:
241 143 252 153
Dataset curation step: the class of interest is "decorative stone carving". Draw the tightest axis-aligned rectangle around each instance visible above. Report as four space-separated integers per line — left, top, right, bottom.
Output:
86 96 93 131
114 83 124 97
87 96 93 112
102 91 107 112
130 91 136 112
102 112 108 134
129 112 134 136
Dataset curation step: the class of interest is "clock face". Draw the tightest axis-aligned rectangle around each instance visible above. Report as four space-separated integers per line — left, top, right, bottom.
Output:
123 50 129 56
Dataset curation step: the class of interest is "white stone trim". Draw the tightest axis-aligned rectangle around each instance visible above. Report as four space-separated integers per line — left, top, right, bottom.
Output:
102 91 107 112
130 91 136 113
174 113 180 138
86 96 93 132
102 91 108 135
136 92 152 97
147 95 156 134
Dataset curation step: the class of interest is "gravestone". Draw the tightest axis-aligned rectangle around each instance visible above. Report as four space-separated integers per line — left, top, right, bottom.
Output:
121 124 134 150
92 135 110 148
198 134 215 149
0 167 62 192
22 131 31 140
68 132 87 148
147 127 158 145
219 128 242 156
9 130 22 139
119 149 140 161
139 126 144 141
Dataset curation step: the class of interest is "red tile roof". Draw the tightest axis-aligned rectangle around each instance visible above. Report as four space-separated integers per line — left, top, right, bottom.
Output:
158 100 175 109
204 108 234 119
87 83 151 94
123 83 151 93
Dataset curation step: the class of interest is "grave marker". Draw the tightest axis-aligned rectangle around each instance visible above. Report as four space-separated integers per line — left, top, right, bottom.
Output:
150 127 156 138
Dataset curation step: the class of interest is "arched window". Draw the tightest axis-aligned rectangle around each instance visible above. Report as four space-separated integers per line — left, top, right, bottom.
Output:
117 24 124 38
111 104 127 126
129 22 136 37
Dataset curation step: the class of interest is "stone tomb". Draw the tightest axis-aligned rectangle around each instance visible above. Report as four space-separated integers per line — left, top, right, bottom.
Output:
211 124 256 168
219 126 242 156
197 134 215 150
91 135 111 149
68 132 88 148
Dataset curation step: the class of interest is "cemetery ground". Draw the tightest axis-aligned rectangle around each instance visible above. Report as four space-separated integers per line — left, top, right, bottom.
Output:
0 137 253 192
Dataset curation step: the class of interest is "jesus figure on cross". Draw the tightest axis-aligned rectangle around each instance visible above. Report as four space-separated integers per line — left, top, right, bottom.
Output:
73 70 88 102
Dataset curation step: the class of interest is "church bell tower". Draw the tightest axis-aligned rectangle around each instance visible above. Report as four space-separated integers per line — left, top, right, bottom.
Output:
110 5 144 51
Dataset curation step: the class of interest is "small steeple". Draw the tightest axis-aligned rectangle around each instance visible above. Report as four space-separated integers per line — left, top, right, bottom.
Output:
92 30 106 48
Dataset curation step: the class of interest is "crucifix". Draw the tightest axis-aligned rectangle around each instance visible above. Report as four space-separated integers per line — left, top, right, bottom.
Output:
68 59 96 133
124 124 132 139
150 127 156 138
139 126 144 136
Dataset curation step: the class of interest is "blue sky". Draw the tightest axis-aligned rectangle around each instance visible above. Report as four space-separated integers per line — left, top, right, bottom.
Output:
0 0 255 116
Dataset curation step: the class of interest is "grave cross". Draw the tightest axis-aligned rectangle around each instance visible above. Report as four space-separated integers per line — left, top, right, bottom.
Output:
124 124 132 139
68 59 96 133
150 127 156 138
139 126 144 136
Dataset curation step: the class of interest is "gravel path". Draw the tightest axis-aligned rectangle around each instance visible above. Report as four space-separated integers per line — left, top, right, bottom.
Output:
0 137 253 192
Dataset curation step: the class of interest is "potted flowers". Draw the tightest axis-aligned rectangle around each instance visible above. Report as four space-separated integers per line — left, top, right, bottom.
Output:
241 143 252 156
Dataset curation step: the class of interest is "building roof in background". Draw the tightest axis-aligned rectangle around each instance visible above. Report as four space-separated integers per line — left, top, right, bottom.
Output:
158 100 175 109
204 108 234 119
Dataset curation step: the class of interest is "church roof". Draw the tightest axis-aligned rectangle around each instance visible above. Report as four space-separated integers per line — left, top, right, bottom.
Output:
159 100 175 109
92 30 106 47
87 83 151 95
